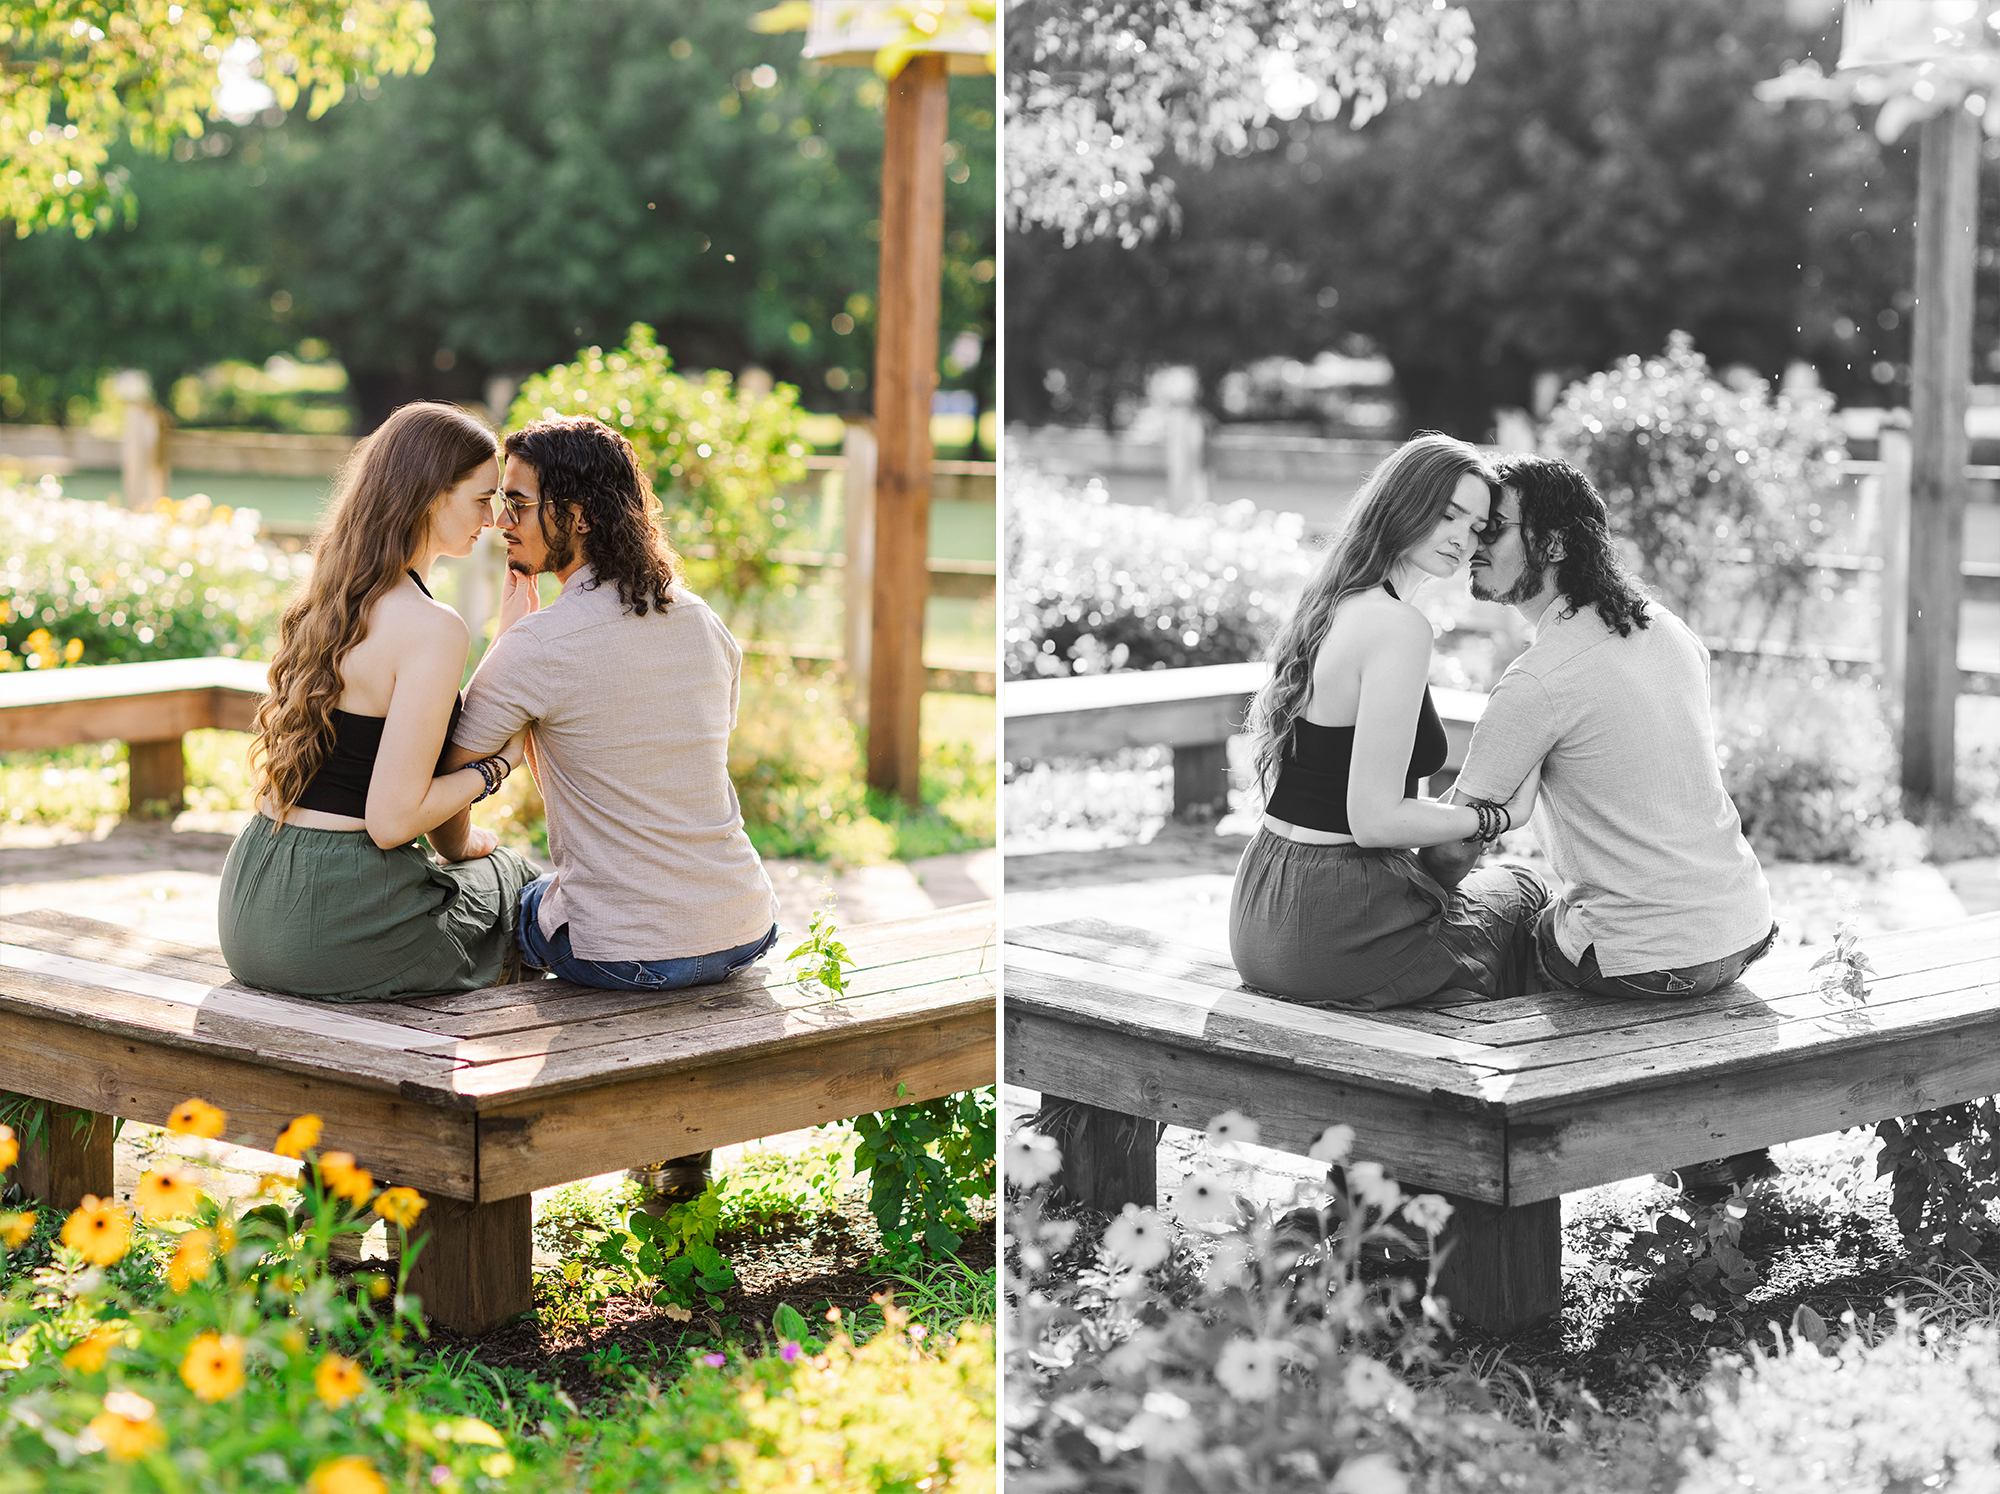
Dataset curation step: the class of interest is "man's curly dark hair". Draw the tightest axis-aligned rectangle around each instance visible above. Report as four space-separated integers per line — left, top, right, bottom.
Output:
503 415 678 616
1493 454 1652 637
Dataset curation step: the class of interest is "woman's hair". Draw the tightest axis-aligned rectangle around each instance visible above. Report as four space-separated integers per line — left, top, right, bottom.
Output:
1245 432 1497 793
501 416 679 617
1493 455 1651 637
250 401 498 824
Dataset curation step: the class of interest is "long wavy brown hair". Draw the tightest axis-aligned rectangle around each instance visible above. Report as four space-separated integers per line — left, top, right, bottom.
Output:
1246 433 1497 793
503 416 679 616
251 402 499 824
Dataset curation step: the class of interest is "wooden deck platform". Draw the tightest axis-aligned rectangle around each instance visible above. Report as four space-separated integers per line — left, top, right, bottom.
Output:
1005 912 2000 1331
1 902 996 1333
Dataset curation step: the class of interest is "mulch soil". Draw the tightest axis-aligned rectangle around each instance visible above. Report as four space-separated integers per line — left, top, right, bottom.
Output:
417 1197 996 1407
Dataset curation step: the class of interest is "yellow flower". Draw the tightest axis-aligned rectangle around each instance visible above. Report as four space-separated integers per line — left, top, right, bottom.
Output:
215 1216 236 1253
368 1274 392 1299
274 1114 322 1159
372 1186 426 1230
63 1324 123 1373
166 1229 217 1292
167 1098 226 1140
0 1122 16 1172
136 1165 203 1223
307 1455 387 1494
258 1172 296 1195
0 1211 35 1249
318 1152 373 1205
180 1331 244 1402
314 1352 366 1408
86 1390 166 1461
439 1417 505 1447
60 1197 130 1267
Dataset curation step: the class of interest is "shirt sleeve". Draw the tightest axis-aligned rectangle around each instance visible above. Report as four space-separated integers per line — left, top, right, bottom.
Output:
1452 670 1561 804
452 627 545 756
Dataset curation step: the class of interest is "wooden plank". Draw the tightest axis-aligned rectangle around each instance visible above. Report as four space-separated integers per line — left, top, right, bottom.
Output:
405 1194 533 1337
0 657 268 709
14 1106 114 1213
1006 691 1256 763
1434 1195 1562 1334
474 1003 993 1198
867 51 949 806
0 911 235 983
450 975 994 1105
1506 1004 2000 1204
1036 1098 1161 1214
0 691 227 753
0 1009 478 1197
1006 1010 1506 1204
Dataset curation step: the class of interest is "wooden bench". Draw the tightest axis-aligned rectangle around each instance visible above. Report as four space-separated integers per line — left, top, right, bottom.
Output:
0 901 996 1334
1003 662 1486 819
1004 912 2000 1333
0 658 269 818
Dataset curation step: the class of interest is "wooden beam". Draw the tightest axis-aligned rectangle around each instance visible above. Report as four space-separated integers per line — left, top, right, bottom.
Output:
867 53 950 807
13 1106 114 1213
404 1194 533 1337
1904 106 1978 810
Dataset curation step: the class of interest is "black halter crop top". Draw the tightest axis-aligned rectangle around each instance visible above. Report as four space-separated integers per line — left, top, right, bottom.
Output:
1261 584 1450 835
293 570 464 819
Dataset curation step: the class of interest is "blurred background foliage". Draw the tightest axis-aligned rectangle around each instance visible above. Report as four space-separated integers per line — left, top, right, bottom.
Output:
1 0 997 446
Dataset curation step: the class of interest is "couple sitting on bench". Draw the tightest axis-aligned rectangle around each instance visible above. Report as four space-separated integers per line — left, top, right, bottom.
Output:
217 402 778 1002
1230 436 1780 1191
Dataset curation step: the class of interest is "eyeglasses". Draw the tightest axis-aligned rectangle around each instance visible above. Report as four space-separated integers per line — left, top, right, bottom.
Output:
496 492 543 525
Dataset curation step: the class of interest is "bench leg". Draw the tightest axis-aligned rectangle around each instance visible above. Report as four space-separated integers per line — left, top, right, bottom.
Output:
14 1106 115 1213
1037 1098 1160 1213
406 1194 534 1336
1171 741 1230 822
127 737 186 819
1433 1193 1562 1334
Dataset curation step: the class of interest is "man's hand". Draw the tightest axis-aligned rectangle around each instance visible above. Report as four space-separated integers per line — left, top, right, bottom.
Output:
1418 835 1483 891
497 565 541 638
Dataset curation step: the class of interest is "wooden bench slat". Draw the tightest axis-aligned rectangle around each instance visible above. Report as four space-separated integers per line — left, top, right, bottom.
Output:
0 914 235 985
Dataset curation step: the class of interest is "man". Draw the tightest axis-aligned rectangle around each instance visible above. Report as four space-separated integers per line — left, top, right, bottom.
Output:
447 414 779 993
1449 454 1778 1191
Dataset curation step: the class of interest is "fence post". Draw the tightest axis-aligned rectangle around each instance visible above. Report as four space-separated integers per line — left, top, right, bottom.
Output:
1162 402 1208 512
1875 412 1912 701
841 418 878 725
111 370 167 510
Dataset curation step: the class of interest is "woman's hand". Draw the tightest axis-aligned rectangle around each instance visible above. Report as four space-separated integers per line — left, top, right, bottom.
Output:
1418 835 1482 890
444 824 500 861
497 566 541 638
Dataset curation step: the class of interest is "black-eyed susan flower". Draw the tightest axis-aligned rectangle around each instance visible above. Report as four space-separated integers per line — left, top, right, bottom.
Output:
136 1165 203 1223
314 1352 365 1407
85 1390 166 1461
0 1122 17 1172
307 1455 387 1494
179 1331 244 1402
60 1197 130 1267
0 1211 34 1249
274 1114 322 1159
371 1186 425 1230
167 1098 226 1140
166 1229 217 1293
318 1152 373 1205
62 1324 123 1373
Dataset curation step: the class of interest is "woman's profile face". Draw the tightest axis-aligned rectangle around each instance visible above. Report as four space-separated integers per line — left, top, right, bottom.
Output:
428 456 501 560
1402 471 1491 581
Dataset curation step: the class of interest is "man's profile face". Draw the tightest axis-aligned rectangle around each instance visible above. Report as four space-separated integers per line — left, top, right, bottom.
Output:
499 454 577 577
1469 485 1545 606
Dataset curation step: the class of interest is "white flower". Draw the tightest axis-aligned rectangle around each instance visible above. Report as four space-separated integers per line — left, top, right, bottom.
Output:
1124 1391 1202 1458
1100 1205 1172 1272
1141 1389 1190 1420
1205 1109 1261 1147
1101 1329 1163 1380
1172 1169 1238 1227
1203 1235 1254 1293
1006 1128 1063 1189
1401 1194 1454 1234
1309 1124 1356 1164
1342 1357 1408 1413
1331 1452 1409 1494
1039 1218 1078 1252
1346 1161 1403 1215
1214 1337 1282 1401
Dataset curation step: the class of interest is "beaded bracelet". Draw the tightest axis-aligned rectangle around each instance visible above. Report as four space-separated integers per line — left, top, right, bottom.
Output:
469 755 510 804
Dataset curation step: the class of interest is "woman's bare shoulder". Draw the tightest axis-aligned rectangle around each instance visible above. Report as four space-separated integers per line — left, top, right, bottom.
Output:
372 584 470 652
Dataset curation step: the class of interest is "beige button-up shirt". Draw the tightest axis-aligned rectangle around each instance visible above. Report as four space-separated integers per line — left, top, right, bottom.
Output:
454 566 777 962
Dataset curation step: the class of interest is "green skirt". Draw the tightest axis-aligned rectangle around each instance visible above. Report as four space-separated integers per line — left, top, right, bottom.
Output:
218 821 540 1003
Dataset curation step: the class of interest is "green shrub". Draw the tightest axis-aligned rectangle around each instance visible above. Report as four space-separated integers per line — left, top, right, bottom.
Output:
1004 469 1314 681
1543 331 1845 640
511 324 809 607
0 484 303 671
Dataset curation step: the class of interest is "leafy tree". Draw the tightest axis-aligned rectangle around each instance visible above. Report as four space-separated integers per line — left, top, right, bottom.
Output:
0 0 431 234
1006 0 1927 435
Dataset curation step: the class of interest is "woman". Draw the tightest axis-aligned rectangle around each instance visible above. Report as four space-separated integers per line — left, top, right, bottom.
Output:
1230 433 1548 1010
219 401 538 1002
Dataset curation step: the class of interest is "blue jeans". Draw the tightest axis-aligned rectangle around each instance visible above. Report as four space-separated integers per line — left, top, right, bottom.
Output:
516 874 779 991
1534 902 1778 999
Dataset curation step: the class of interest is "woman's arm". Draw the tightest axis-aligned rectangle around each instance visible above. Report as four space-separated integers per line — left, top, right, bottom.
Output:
363 611 515 850
1343 606 1488 850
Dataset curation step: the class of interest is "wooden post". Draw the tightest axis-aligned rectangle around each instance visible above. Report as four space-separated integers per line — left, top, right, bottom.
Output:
404 1194 534 1337
126 737 186 819
1433 1193 1564 1335
867 53 949 807
1172 741 1230 822
14 1107 115 1213
113 371 167 511
1162 403 1208 512
1876 413 1912 698
842 418 879 724
1036 1097 1160 1214
1904 106 1977 811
